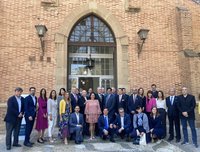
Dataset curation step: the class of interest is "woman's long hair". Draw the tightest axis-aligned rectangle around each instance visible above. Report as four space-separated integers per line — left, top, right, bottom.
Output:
64 92 71 103
138 87 144 98
157 90 164 100
40 88 47 100
49 90 57 100
59 88 66 96
150 106 160 118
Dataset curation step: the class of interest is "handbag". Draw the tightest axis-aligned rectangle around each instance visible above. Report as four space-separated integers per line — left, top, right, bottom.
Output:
139 133 147 145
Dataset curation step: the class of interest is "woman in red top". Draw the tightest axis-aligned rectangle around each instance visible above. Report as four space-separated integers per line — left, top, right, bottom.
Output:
145 90 156 119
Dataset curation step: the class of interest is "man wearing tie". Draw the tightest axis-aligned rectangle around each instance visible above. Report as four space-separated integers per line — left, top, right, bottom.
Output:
151 84 158 98
110 108 131 142
116 88 127 114
70 87 79 112
104 87 116 122
4 87 24 150
166 88 181 142
98 108 115 142
69 105 84 144
122 88 129 113
128 87 142 128
24 87 37 147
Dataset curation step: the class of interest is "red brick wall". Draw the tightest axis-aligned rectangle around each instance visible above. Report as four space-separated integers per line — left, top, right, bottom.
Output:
0 0 200 103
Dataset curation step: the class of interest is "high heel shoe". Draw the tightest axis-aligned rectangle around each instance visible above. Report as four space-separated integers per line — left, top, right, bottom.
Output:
37 138 44 144
41 137 47 142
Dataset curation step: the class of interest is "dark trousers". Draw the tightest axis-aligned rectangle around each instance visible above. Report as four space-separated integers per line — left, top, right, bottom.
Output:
6 118 22 146
116 127 130 139
129 113 134 129
168 115 181 140
181 119 197 144
24 116 35 144
131 126 146 138
72 127 82 142
102 128 115 140
158 108 166 137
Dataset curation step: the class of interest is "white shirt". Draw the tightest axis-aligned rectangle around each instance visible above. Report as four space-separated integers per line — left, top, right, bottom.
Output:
47 98 58 117
121 116 124 129
15 96 21 113
119 95 122 102
170 95 175 105
75 113 80 124
133 94 137 100
31 95 36 106
156 98 166 110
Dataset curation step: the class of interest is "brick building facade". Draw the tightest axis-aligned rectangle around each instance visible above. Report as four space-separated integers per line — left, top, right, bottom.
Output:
1 0 200 120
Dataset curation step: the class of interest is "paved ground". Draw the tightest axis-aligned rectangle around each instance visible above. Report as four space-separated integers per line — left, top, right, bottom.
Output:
0 125 200 152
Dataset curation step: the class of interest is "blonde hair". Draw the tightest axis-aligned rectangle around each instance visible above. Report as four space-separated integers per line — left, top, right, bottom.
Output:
64 92 71 103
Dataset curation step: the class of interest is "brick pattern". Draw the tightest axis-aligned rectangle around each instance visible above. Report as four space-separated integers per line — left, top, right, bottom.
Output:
0 0 200 102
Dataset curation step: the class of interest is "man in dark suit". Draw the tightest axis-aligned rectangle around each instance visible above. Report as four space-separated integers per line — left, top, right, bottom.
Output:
104 87 116 122
24 87 37 147
166 88 181 142
112 87 118 96
69 105 84 144
151 84 158 98
128 87 142 128
122 88 129 113
70 87 79 112
116 88 127 114
86 88 93 99
177 86 198 148
98 108 115 142
110 108 131 142
4 87 24 150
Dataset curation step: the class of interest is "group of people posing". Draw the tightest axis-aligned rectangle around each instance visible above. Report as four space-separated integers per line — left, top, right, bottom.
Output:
4 84 199 150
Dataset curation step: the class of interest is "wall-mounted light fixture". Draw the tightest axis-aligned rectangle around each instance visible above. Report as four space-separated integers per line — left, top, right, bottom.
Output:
35 25 48 56
86 54 94 70
137 29 149 58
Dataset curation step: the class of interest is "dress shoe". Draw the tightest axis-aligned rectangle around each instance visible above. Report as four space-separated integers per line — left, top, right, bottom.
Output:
75 141 81 144
6 146 11 150
175 139 180 143
37 139 44 144
126 138 130 142
13 144 21 147
29 142 34 145
167 138 173 142
110 139 115 142
41 137 47 142
24 143 33 147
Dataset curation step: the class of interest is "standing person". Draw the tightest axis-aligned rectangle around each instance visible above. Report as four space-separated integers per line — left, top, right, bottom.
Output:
177 87 198 148
85 92 102 139
24 87 37 147
166 88 181 142
151 84 158 98
149 106 164 144
110 108 131 142
86 88 93 99
112 87 117 96
104 87 116 122
128 87 142 128
35 88 48 143
116 88 127 114
122 88 129 114
156 90 167 138
69 105 84 144
57 88 66 127
98 108 115 142
47 90 58 142
145 90 156 119
58 92 72 145
79 88 83 95
102 87 106 96
4 87 24 150
70 87 79 112
138 88 146 113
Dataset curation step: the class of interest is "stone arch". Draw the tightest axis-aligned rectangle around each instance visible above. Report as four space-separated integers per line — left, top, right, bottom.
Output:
54 2 130 92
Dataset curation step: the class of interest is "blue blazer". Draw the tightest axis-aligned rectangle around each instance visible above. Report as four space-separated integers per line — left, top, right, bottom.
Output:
128 95 142 114
69 112 84 133
166 96 179 117
24 95 37 118
70 93 79 112
4 95 24 124
98 115 112 137
103 94 116 117
112 113 131 130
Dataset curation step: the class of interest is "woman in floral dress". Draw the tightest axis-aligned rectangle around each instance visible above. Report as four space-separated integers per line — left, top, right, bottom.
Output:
58 92 72 145
85 92 102 139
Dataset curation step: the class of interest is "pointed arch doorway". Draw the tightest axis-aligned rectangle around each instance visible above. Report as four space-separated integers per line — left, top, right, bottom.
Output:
67 15 117 91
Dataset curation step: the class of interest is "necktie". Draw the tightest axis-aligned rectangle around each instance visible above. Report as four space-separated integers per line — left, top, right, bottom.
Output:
133 95 136 104
170 96 173 105
105 117 108 130
84 97 87 102
119 95 121 103
106 95 110 106
74 95 77 103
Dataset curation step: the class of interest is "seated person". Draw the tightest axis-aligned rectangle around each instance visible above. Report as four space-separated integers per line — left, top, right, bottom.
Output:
131 106 150 143
110 108 131 142
69 105 84 144
149 106 164 144
98 108 115 142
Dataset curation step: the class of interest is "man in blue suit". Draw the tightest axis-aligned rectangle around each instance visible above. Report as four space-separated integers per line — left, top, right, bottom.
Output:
70 87 79 112
4 87 24 150
69 105 84 144
98 107 115 142
110 108 131 142
104 87 116 122
128 87 142 128
151 84 158 98
24 87 37 147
